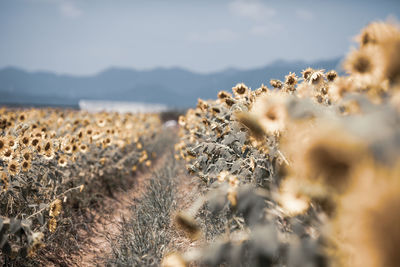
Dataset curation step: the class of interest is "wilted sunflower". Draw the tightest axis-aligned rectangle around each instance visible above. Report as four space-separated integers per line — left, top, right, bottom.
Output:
356 21 400 48
49 199 62 217
20 135 30 147
2 149 13 161
97 118 106 127
343 47 382 79
43 140 52 152
196 99 209 111
270 79 283 89
217 90 232 100
301 67 315 80
289 125 368 195
92 130 102 141
250 94 288 134
7 136 18 150
232 83 249 97
17 112 27 123
326 70 338 82
305 139 359 190
48 217 57 233
77 130 84 140
86 127 93 136
43 150 55 160
71 144 79 153
102 137 112 148
309 69 326 87
284 72 298 91
34 131 44 139
48 130 57 139
58 156 68 167
224 97 236 107
255 84 269 96
36 143 43 154
79 144 88 153
21 160 31 172
8 160 20 176
31 138 40 147
6 120 13 128
63 144 72 154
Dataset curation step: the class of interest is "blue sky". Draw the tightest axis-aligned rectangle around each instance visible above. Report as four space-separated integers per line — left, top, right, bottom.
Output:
0 0 399 75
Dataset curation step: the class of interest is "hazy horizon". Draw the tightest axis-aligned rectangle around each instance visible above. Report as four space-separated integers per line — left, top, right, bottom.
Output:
0 56 343 76
1 0 399 75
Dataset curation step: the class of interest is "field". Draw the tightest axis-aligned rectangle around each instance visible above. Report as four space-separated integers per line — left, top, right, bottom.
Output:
1 21 400 266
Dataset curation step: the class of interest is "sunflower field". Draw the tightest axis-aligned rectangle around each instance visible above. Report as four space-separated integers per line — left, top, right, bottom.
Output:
1 21 400 267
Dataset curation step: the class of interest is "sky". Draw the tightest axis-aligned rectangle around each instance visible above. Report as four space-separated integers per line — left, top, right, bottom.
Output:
0 0 399 75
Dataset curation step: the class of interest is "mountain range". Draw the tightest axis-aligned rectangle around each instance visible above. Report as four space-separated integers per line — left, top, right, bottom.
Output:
0 58 342 108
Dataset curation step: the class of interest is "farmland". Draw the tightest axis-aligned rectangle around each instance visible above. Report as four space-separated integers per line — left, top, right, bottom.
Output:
1 21 400 266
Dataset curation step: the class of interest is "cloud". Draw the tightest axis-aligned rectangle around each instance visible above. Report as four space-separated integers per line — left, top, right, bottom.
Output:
295 9 314 21
229 0 276 21
187 29 239 43
59 1 82 18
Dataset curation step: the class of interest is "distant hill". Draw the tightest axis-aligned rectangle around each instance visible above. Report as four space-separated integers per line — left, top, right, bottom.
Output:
0 58 342 108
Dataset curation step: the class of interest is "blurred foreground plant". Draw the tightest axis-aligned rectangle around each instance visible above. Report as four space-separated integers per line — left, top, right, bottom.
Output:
169 20 400 267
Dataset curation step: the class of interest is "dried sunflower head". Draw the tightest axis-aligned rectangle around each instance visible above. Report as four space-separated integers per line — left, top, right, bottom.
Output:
326 70 338 82
21 160 31 172
302 67 315 80
250 94 288 135
7 160 20 176
232 83 249 97
270 79 283 89
284 72 298 89
58 156 68 167
356 21 400 48
49 199 62 218
48 217 57 233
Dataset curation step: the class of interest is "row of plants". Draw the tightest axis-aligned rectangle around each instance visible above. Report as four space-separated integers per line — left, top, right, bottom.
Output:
166 21 400 267
0 108 162 264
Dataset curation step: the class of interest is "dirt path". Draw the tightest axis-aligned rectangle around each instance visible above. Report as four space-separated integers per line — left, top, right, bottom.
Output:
71 153 169 266
66 128 203 266
168 169 202 253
